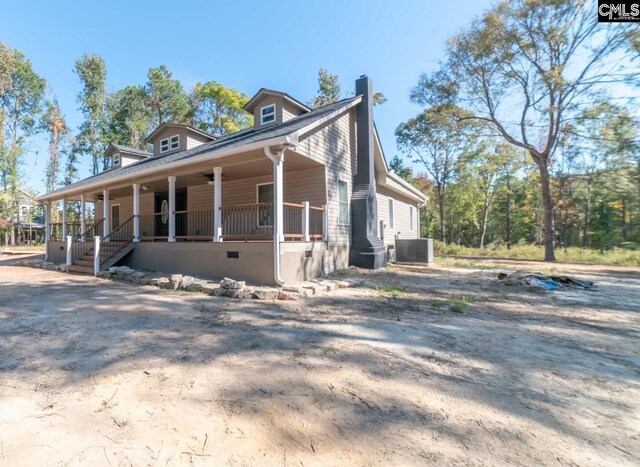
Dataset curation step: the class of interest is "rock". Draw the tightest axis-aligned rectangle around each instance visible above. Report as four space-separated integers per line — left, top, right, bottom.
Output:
99 271 112 279
212 287 227 297
336 280 351 289
132 271 146 279
57 263 67 272
344 278 365 287
252 288 279 300
112 272 124 281
201 283 220 295
278 290 300 301
282 286 309 298
156 277 170 288
186 282 204 293
109 266 134 275
302 283 324 295
180 276 196 289
148 278 160 286
139 277 151 285
319 280 338 292
169 274 183 283
220 277 245 289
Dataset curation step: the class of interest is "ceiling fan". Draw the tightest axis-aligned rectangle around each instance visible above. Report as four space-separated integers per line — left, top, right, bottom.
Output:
202 173 229 183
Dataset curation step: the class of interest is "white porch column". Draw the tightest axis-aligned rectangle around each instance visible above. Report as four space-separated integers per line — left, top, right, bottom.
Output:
322 204 328 242
62 198 68 239
274 153 284 242
168 176 176 242
44 201 51 261
66 235 72 266
213 167 222 242
80 194 86 241
302 201 310 242
132 183 140 242
103 190 110 242
94 236 101 276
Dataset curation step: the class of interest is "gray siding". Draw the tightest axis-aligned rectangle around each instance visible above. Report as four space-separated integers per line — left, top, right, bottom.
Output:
252 95 304 129
375 186 420 246
296 109 356 256
151 129 210 156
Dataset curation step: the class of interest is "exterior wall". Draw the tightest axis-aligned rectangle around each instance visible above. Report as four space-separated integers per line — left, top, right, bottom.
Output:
375 186 420 247
150 129 210 156
123 242 276 284
47 241 66 264
121 154 146 167
296 109 356 270
280 242 326 283
252 95 304 128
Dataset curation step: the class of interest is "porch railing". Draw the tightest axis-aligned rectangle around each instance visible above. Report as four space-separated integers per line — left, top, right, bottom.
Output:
70 219 103 263
99 215 135 263
49 222 83 241
121 202 327 242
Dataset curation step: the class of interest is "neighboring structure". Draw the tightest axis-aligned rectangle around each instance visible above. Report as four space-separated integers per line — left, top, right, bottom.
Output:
1 188 45 245
36 76 428 284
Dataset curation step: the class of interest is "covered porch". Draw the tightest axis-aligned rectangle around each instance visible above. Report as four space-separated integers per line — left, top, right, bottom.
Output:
43 146 331 284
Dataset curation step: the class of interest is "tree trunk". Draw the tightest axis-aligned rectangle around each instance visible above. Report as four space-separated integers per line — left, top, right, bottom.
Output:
506 175 512 250
582 184 591 248
536 158 556 261
438 189 446 243
479 197 489 249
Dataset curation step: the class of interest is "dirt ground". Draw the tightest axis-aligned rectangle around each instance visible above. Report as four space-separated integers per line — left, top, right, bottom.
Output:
0 255 639 466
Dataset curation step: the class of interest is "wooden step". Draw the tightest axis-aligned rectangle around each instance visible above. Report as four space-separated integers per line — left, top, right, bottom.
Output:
68 264 93 274
73 259 94 267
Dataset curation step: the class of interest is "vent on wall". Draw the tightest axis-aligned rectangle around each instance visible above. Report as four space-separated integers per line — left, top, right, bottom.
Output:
304 250 312 258
227 251 239 259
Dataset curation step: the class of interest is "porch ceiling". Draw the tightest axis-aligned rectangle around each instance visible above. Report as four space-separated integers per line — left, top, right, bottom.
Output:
70 148 321 201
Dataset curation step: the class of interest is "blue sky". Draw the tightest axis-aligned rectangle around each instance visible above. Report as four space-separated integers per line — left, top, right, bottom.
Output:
0 0 492 194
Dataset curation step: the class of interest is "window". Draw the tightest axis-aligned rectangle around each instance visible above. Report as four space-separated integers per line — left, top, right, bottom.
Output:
338 180 349 225
112 153 120 167
388 198 394 229
160 138 169 153
20 205 30 217
260 104 276 125
170 135 180 149
409 206 414 231
257 182 274 226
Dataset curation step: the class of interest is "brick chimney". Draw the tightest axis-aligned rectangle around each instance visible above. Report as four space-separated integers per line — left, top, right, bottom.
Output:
349 75 386 269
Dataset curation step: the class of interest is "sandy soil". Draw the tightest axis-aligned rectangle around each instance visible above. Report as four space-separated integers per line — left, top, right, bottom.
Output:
0 258 639 466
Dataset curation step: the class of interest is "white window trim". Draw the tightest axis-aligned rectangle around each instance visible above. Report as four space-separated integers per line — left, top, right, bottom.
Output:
112 153 120 167
388 198 394 230
256 182 274 227
159 138 170 153
337 179 350 226
260 104 276 125
409 205 414 231
170 134 180 150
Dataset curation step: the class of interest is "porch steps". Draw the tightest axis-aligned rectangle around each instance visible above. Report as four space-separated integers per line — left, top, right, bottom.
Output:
68 242 135 275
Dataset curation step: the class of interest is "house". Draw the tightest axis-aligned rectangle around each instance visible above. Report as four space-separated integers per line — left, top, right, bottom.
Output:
36 76 428 284
1 188 45 245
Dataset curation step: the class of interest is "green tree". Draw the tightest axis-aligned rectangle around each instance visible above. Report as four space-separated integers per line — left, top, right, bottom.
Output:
191 81 252 137
396 105 478 242
75 53 108 174
0 49 45 209
145 65 190 125
311 68 341 108
106 85 153 149
42 98 67 192
388 155 412 181
410 0 637 261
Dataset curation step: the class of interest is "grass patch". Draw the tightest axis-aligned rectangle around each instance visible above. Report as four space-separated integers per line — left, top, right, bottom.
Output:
434 242 640 267
429 300 445 309
449 296 471 313
377 286 406 299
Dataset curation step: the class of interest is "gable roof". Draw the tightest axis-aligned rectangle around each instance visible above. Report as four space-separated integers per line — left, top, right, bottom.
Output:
105 144 152 158
144 123 216 144
244 88 311 114
37 96 361 202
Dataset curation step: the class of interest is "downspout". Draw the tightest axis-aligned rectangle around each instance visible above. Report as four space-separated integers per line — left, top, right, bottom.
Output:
264 145 289 286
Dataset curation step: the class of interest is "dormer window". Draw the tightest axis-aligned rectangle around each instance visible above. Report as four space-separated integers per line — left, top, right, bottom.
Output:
260 104 276 125
160 135 180 153
112 153 120 167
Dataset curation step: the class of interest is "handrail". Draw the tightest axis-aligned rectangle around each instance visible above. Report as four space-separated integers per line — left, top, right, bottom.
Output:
103 215 135 242
74 218 103 242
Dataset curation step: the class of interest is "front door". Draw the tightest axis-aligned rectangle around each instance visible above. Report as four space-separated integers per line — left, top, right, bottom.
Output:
154 189 187 238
